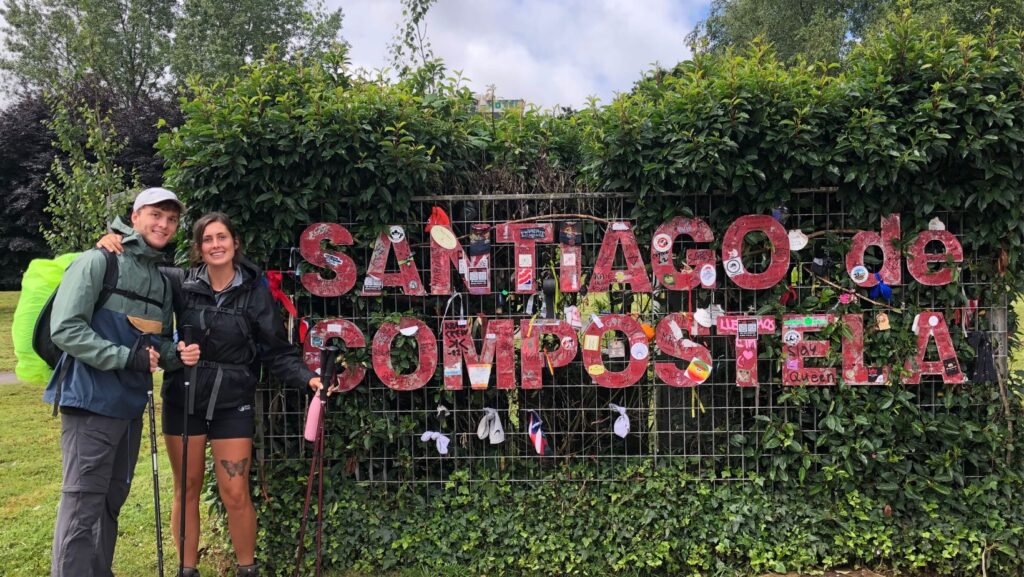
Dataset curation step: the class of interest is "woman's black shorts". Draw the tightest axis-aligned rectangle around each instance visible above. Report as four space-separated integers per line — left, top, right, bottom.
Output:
162 402 255 440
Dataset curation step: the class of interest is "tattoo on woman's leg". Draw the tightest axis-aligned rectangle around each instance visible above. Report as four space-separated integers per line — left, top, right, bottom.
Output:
220 458 249 479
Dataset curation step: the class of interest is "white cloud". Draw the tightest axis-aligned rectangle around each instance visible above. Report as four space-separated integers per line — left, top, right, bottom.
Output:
333 0 709 109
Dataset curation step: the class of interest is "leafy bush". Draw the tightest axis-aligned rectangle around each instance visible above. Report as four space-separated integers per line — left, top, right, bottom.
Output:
43 96 138 254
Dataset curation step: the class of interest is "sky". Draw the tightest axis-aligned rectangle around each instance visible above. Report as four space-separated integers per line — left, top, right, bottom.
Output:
333 0 712 109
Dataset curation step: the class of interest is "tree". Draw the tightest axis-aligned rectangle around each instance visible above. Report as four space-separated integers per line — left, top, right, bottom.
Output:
908 0 1024 36
0 94 54 288
0 84 181 286
687 0 1024 64
42 95 138 253
0 0 174 105
388 0 438 77
1 0 344 101
170 0 343 84
687 0 892 64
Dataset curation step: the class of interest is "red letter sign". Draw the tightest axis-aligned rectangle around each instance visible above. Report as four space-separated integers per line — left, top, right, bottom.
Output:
496 223 553 294
906 231 963 286
441 319 515 390
580 314 649 388
430 224 491 295
651 217 716 291
655 313 712 387
362 226 426 296
781 315 836 386
303 319 366 392
299 223 357 296
520 320 578 389
588 222 652 293
903 312 964 384
371 318 437 391
720 215 789 290
716 315 776 386
846 214 901 288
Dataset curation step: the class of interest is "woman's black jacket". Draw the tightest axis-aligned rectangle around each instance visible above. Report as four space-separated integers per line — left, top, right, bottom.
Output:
161 258 314 414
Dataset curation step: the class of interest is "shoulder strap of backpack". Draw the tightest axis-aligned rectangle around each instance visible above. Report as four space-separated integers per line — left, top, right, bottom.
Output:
95 249 119 310
94 249 165 309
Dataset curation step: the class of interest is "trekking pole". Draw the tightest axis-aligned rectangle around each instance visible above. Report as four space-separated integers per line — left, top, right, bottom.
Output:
293 345 338 577
147 390 165 577
178 325 195 577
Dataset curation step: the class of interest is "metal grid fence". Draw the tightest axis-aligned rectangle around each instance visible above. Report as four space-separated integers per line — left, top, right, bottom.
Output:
255 191 1006 484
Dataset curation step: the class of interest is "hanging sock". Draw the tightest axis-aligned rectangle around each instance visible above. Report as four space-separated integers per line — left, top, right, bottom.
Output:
420 431 451 455
967 331 997 383
779 284 798 306
528 411 551 456
476 408 505 444
869 273 893 302
608 404 631 438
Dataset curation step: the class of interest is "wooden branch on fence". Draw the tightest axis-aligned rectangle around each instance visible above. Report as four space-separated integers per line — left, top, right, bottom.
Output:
799 263 904 313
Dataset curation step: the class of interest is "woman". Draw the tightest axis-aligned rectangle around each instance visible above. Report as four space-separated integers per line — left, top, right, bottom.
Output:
100 212 326 577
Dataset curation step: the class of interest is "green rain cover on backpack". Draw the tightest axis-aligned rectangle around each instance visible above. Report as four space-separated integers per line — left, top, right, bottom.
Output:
12 253 80 384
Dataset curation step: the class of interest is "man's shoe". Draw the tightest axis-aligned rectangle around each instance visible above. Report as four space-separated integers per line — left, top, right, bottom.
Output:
236 564 258 577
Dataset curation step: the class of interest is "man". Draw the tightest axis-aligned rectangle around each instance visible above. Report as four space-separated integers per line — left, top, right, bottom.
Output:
43 187 191 577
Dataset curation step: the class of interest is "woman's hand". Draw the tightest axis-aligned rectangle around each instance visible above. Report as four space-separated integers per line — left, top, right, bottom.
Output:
176 340 201 366
308 376 338 396
96 233 124 254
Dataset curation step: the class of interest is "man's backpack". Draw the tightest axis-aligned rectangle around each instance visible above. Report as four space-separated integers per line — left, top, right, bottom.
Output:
32 249 121 369
34 248 170 369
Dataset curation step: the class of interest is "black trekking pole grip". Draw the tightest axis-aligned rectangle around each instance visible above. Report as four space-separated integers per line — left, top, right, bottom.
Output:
179 325 195 346
318 345 339 402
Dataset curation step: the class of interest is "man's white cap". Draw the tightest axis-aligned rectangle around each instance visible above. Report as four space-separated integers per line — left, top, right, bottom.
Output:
133 187 185 213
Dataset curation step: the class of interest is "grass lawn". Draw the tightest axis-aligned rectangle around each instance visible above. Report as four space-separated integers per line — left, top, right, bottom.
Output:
1 292 18 372
0 379 230 576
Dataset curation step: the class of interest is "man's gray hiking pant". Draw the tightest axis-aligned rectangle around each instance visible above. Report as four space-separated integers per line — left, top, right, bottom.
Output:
51 410 142 577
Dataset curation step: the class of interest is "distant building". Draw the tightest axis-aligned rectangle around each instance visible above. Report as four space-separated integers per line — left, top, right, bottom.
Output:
475 94 525 117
